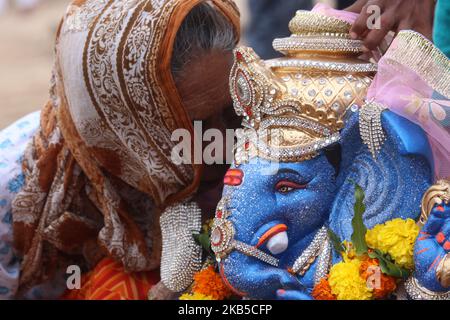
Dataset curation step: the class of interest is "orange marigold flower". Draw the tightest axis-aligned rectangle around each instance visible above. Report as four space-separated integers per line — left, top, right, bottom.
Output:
192 266 233 300
312 278 336 300
359 257 397 299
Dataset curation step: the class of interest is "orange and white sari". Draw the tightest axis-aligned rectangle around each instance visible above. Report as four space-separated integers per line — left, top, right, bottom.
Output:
6 0 239 298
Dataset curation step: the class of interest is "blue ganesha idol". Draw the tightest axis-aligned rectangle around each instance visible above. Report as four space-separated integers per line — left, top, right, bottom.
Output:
210 10 450 300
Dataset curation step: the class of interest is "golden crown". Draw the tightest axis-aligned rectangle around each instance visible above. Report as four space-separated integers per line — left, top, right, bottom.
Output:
230 11 377 163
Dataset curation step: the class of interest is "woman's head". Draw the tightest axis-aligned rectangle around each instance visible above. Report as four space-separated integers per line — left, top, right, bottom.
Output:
172 2 238 123
172 2 240 186
13 0 240 289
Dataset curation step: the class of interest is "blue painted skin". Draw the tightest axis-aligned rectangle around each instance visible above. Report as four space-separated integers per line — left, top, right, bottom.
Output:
222 155 336 299
414 202 450 292
219 111 448 299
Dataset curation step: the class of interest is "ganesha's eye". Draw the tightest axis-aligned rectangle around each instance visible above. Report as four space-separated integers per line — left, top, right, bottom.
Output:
275 180 307 194
278 186 293 194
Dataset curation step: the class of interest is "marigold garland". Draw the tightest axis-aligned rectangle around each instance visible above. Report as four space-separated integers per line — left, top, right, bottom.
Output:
179 292 214 300
314 217 418 300
311 277 336 300
359 258 397 299
191 266 233 300
328 259 373 300
365 218 419 269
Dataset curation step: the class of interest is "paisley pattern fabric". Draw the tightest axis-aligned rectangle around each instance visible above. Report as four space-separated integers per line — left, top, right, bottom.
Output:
11 0 240 293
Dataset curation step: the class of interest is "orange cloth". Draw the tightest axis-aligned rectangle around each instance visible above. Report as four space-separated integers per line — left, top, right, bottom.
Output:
62 258 159 300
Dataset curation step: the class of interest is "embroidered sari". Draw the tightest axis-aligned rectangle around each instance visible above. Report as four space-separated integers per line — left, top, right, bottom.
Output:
10 0 240 294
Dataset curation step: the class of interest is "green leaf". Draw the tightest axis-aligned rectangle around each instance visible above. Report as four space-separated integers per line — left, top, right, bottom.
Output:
368 249 410 278
193 233 211 254
351 183 368 256
328 229 345 254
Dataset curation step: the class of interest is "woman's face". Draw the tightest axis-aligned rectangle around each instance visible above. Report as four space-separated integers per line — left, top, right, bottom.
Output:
175 50 236 127
175 50 239 216
175 49 239 178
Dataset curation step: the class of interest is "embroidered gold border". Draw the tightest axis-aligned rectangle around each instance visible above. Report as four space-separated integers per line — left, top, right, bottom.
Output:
384 30 450 98
289 10 351 35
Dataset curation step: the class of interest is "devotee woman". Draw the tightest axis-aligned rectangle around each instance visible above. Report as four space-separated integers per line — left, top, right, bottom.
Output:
0 0 239 299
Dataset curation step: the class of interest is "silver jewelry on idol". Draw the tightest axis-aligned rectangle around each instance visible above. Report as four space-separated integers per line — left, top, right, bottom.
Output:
359 101 388 158
404 276 450 300
160 202 202 292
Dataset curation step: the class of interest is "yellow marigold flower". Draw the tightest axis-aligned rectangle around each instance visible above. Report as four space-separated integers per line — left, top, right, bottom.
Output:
341 241 358 261
179 292 214 300
365 218 419 269
328 259 373 300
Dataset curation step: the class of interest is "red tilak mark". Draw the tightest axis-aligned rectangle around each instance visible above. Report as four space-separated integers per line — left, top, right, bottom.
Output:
416 248 430 255
256 224 288 248
224 169 244 186
436 206 445 212
436 232 446 244
444 241 450 251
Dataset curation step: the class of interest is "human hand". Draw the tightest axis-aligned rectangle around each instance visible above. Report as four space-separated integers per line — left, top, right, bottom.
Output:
345 0 435 50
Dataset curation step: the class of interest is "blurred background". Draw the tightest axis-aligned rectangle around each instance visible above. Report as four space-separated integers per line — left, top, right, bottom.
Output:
0 0 339 129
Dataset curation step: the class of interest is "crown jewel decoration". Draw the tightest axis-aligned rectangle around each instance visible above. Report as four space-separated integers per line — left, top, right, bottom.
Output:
230 10 377 164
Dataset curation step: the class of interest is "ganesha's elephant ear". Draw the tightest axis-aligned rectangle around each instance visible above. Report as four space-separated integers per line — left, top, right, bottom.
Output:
329 110 433 240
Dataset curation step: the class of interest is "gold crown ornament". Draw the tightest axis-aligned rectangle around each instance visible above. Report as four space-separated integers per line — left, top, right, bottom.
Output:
230 10 378 164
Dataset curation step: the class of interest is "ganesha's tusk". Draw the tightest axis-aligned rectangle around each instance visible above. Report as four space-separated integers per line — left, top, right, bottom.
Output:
267 232 289 255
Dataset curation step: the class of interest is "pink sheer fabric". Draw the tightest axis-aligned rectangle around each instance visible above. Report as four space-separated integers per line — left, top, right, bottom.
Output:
311 2 358 24
314 3 450 181
367 31 450 181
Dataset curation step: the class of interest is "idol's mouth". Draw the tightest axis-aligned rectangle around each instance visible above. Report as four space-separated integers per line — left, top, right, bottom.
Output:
254 222 289 255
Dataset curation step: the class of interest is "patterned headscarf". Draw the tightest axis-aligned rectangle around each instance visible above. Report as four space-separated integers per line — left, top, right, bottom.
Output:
12 0 240 291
